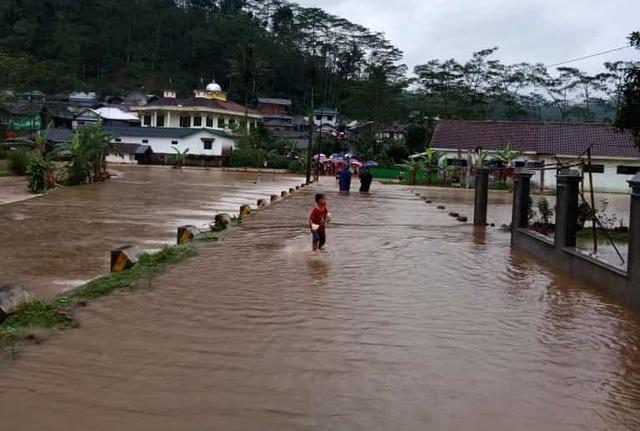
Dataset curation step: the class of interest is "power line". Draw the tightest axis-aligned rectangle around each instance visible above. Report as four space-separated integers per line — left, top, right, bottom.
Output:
545 45 632 68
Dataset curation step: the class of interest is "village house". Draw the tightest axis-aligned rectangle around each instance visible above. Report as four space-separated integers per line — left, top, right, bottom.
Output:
45 125 235 166
130 81 261 132
429 120 640 193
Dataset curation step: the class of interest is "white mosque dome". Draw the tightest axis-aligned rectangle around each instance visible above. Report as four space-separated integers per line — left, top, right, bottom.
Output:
205 81 222 92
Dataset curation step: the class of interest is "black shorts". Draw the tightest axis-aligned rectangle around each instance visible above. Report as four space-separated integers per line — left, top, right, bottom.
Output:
312 230 326 247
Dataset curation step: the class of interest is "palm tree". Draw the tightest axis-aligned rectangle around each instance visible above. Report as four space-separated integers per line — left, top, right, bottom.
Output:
227 43 270 124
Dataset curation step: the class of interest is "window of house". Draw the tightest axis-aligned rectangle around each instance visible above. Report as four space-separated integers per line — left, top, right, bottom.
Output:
193 116 202 127
250 121 256 130
327 115 334 122
218 117 225 128
171 140 178 145
206 117 213 128
203 140 213 150
240 121 247 130
229 118 236 127
143 115 152 126
447 158 468 167
142 139 149 144
156 115 165 127
583 164 605 174
617 166 640 175
315 115 322 121
115 138 122 143
179 116 191 128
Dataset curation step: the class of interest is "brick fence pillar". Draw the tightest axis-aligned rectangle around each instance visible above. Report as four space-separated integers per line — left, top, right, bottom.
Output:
554 170 582 249
511 170 534 244
628 173 640 285
473 168 490 226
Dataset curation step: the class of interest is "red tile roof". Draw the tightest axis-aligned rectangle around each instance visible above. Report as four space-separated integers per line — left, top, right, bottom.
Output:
145 97 259 115
430 120 640 159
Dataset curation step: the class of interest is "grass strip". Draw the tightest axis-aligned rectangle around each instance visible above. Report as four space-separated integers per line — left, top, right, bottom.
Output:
1 244 197 348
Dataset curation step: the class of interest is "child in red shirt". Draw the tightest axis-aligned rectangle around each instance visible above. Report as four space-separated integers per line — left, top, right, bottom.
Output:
309 193 329 251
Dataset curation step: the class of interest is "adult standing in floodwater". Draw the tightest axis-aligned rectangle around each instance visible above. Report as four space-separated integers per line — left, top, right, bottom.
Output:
339 166 352 192
359 169 373 192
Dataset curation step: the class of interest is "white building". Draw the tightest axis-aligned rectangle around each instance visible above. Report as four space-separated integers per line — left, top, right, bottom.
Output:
429 120 640 193
131 80 261 132
106 126 236 166
314 108 338 128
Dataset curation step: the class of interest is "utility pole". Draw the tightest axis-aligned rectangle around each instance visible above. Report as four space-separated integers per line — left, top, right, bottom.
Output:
315 109 323 182
305 86 315 185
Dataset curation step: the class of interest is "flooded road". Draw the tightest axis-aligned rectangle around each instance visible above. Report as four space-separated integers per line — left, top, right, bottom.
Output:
0 165 304 298
1 181 640 430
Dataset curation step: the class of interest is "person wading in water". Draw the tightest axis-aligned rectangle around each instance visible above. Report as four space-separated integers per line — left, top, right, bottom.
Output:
309 193 329 251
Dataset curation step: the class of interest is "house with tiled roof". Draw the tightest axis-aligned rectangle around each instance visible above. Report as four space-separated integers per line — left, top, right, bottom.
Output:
429 120 640 193
131 80 261 132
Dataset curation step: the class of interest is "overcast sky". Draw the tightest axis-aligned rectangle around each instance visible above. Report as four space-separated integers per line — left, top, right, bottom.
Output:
297 0 640 75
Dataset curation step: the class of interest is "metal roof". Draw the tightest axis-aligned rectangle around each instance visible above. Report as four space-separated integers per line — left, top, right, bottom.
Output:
257 98 292 106
430 120 640 159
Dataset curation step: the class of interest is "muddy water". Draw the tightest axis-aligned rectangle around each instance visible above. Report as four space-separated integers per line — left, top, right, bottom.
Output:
0 166 304 298
2 181 640 430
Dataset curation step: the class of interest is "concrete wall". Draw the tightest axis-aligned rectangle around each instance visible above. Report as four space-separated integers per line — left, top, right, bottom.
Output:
106 153 137 164
511 170 640 310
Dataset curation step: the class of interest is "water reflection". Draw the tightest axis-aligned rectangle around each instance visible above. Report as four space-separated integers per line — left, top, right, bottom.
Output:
0 165 305 298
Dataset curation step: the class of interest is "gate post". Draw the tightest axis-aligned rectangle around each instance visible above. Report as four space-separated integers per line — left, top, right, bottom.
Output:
628 174 640 285
511 170 534 244
473 168 490 226
555 170 582 249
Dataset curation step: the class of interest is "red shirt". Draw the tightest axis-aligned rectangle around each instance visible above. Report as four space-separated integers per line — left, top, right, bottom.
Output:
309 206 328 233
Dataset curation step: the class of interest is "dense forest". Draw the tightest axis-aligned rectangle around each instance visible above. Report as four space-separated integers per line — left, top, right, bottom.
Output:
0 0 637 126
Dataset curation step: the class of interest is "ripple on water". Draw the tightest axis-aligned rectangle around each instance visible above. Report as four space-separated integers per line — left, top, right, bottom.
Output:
1 181 640 430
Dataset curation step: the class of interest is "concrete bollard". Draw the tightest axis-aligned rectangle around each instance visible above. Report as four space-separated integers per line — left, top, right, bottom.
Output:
448 212 459 218
214 213 232 230
289 187 295 194
457 216 468 223
0 285 32 323
295 185 300 190
437 205 446 210
270 194 279 203
239 205 252 220
300 183 305 188
281 191 288 198
257 199 268 209
177 225 198 245
110 245 141 273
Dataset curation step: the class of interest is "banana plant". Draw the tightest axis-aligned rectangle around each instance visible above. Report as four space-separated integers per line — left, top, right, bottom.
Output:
171 147 190 170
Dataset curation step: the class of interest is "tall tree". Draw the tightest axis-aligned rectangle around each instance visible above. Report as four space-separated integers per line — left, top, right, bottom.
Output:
615 31 640 143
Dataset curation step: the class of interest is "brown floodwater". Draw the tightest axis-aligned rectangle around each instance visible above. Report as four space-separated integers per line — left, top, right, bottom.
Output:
1 179 640 430
0 165 305 298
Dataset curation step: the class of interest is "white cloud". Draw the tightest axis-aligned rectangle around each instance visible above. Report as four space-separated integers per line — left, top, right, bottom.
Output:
296 0 640 75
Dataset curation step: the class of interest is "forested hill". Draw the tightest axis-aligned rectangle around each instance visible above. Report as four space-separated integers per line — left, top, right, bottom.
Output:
0 0 407 119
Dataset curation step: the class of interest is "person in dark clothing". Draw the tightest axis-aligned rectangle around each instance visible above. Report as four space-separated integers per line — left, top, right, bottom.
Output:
359 169 373 192
339 167 352 192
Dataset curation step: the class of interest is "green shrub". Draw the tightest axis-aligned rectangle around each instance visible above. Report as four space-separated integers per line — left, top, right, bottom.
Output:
26 155 56 193
287 159 305 174
6 147 31 175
